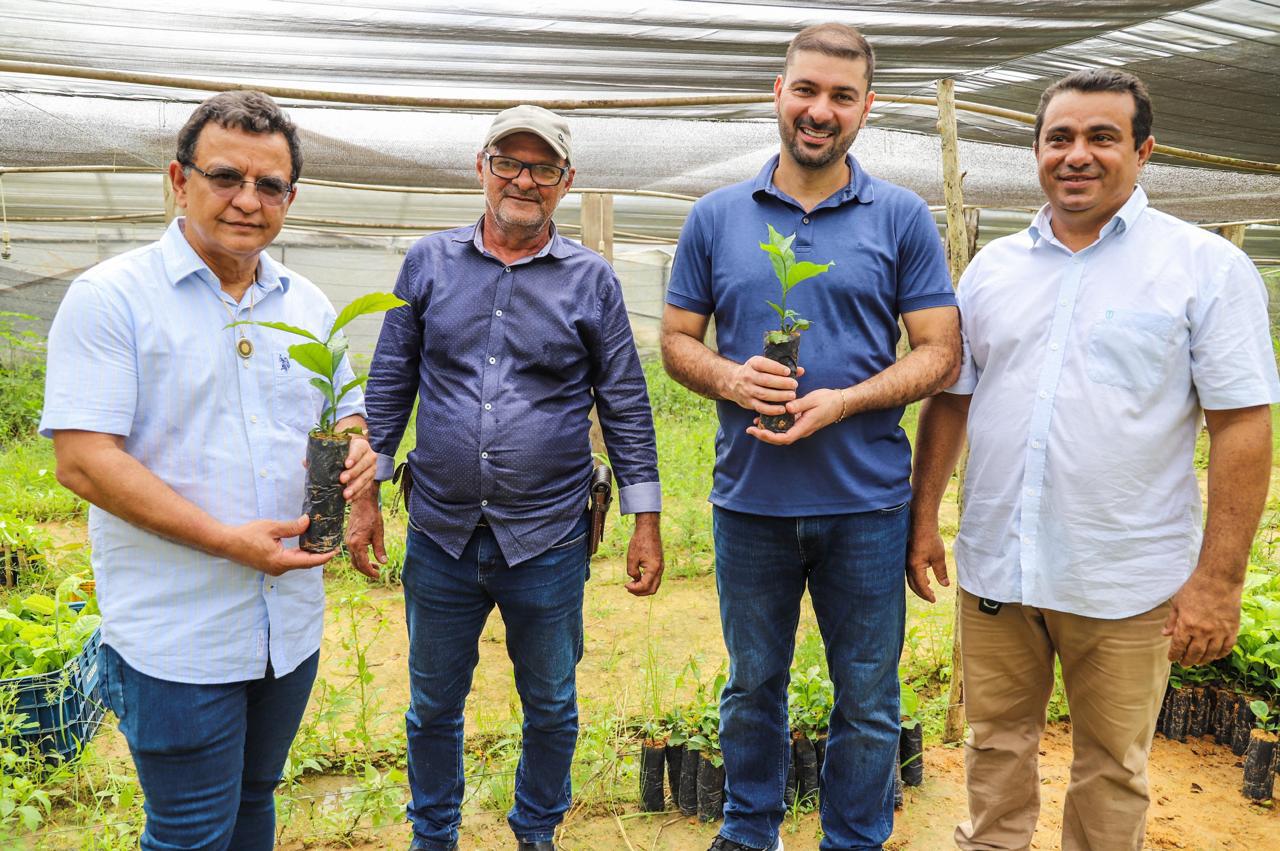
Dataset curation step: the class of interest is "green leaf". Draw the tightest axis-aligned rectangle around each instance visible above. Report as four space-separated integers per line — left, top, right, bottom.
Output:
1250 699 1271 721
784 260 836 291
288 342 334 380
766 223 784 247
227 320 321 343
309 377 337 409
758 242 783 256
766 300 786 321
767 251 787 287
330 292 409 339
329 335 349 377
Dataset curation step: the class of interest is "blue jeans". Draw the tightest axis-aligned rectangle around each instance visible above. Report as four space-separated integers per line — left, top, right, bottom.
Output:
402 513 589 850
100 643 318 851
713 504 909 851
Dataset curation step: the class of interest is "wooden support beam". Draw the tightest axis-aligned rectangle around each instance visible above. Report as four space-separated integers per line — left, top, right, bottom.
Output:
580 192 615 263
936 79 976 745
1216 223 1246 248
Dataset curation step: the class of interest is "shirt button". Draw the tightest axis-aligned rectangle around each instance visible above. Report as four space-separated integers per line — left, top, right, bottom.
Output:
495 309 503 317
259 470 268 478
488 356 496 365
242 360 250 369
1038 390 1048 399
1059 300 1068 307
484 403 492 411
1025 487 1035 496
250 415 258 423
504 267 511 273
1031 440 1043 449
1050 343 1060 351
802 217 810 224
481 451 488 459
481 499 488 507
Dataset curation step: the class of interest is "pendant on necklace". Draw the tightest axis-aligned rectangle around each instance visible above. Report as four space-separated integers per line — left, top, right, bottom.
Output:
237 337 254 359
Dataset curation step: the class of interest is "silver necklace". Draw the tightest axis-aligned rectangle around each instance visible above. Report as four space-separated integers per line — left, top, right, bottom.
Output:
217 277 258 359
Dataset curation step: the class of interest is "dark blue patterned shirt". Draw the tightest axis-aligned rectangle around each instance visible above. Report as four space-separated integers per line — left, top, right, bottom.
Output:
367 219 661 565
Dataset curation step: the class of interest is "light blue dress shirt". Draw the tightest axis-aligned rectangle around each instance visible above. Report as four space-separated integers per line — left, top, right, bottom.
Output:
949 187 1280 619
40 218 363 683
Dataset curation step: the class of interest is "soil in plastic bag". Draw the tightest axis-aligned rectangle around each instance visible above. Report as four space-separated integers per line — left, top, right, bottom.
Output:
793 732 818 805
900 723 924 787
640 742 666 812
665 743 684 807
301 433 350 553
760 332 801 433
696 753 726 822
678 747 700 815
1242 730 1277 801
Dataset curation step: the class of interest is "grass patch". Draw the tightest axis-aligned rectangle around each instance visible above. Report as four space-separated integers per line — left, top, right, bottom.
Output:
0 438 84 521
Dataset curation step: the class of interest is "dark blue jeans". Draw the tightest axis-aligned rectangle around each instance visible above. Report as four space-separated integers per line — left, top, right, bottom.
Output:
402 514 589 850
713 504 909 851
100 643 318 851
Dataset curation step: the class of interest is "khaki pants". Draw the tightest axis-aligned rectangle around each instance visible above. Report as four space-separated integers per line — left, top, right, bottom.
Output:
954 589 1172 851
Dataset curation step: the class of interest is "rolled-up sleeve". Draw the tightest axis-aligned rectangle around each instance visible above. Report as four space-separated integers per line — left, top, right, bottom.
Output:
590 272 661 514
366 247 426 480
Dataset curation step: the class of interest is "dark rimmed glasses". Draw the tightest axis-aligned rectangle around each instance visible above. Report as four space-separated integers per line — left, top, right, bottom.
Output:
484 153 569 187
182 162 294 206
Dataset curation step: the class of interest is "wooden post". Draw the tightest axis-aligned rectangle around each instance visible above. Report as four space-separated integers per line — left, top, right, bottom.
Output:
579 193 615 455
580 193 615 263
1216 223 1246 248
937 78 974 745
163 172 178 224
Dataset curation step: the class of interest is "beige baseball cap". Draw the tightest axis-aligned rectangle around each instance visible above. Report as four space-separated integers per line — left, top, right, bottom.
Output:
483 104 572 161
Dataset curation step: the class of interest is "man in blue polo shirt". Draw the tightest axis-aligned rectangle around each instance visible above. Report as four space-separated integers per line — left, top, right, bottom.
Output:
661 23 960 851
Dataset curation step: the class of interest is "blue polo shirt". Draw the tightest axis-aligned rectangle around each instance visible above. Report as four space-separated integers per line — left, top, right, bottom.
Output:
666 155 954 515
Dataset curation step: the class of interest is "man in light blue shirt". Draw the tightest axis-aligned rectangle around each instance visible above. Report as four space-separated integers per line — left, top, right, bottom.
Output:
909 70 1279 850
41 91 375 851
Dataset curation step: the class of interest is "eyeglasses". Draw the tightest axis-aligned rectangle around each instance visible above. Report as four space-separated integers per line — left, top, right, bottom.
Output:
484 153 569 187
182 163 294 206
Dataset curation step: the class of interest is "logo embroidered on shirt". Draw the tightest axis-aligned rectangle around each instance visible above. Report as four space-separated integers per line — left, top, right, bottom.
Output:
279 354 291 372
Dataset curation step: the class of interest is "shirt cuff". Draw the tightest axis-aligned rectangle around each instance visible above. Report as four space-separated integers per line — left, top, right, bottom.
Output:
618 481 661 515
374 452 397 482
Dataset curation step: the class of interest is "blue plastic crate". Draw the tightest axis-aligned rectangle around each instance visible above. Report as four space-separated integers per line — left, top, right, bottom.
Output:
0 601 105 764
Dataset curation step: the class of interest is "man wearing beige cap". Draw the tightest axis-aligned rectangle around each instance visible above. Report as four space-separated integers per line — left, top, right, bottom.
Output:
348 105 663 851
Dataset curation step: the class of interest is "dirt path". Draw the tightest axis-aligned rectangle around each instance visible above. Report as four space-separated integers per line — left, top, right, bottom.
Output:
282 565 1277 850
278 723 1278 849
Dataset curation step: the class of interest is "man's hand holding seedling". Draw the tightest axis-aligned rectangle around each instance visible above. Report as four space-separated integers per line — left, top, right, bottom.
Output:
725 356 805 418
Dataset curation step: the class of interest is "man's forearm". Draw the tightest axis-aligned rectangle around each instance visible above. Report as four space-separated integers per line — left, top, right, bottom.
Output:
909 393 970 531
1195 406 1272 584
844 340 959 419
660 327 734 401
54 433 234 558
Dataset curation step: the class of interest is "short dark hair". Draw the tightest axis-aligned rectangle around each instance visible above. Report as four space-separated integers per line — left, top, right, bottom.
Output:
176 90 303 183
784 23 875 90
1034 69 1153 149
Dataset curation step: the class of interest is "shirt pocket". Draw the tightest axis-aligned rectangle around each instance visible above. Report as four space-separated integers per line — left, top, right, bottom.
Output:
1085 310 1176 392
271 347 324 433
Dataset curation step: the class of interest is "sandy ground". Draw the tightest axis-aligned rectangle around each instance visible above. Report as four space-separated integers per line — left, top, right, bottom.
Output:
28 545 1280 849
269 557 1277 850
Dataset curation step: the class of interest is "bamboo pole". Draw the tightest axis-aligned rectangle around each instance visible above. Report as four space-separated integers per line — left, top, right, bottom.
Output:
937 79 973 745
3 59 1279 174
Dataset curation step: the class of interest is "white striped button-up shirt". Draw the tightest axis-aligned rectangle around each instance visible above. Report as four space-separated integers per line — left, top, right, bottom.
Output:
41 219 363 682
949 187 1279 618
